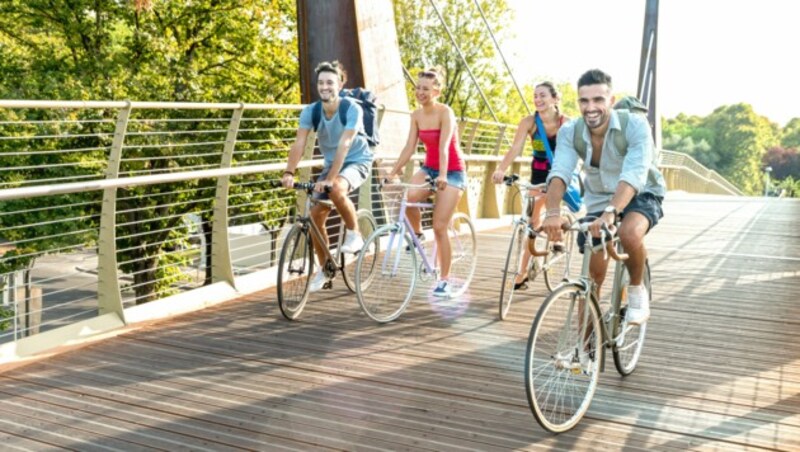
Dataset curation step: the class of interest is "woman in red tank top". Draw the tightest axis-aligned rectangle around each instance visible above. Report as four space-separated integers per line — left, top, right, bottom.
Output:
490 82 569 290
386 67 466 298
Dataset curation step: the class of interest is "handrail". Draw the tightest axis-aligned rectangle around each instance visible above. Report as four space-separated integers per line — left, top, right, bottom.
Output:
0 99 744 365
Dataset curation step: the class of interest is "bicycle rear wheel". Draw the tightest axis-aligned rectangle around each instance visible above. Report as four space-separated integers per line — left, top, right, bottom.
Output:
277 224 314 320
499 222 526 320
447 212 477 297
525 283 602 433
612 258 650 376
341 209 378 292
543 211 576 292
356 224 417 323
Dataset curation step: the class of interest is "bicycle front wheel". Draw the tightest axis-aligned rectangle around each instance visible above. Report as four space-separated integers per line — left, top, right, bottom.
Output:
499 222 526 320
525 283 602 433
341 209 378 292
355 224 417 323
612 259 650 376
277 224 314 320
447 212 477 297
543 210 577 292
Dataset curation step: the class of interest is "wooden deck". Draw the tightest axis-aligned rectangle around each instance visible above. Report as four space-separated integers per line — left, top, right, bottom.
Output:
0 194 798 451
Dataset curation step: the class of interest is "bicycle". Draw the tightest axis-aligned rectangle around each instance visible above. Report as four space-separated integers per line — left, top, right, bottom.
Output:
276 181 377 320
524 217 651 432
498 174 577 320
354 178 477 323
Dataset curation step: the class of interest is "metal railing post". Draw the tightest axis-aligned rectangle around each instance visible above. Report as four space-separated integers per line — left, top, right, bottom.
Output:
98 102 131 319
211 105 244 287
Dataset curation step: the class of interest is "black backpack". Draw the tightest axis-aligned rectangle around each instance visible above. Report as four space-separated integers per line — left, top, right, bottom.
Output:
311 88 380 147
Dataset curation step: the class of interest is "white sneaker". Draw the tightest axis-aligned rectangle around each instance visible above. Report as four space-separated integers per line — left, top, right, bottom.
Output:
340 229 365 254
625 284 650 325
309 270 327 292
432 280 451 298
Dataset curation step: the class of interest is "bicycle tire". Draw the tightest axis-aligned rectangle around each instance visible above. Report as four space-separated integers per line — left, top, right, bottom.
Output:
355 224 417 323
447 212 477 297
543 210 577 292
499 222 526 320
525 283 602 433
612 258 650 376
341 209 378 292
277 224 314 320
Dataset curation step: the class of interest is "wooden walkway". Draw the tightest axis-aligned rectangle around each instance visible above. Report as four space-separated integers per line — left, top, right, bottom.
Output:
0 194 798 451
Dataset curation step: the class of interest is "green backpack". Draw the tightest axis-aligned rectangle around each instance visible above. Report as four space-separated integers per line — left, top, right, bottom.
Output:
572 96 648 159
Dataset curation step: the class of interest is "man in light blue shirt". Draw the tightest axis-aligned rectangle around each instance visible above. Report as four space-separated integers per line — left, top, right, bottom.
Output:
282 60 374 292
543 69 666 326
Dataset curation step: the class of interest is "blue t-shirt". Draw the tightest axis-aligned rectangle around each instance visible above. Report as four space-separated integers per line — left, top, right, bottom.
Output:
298 100 373 167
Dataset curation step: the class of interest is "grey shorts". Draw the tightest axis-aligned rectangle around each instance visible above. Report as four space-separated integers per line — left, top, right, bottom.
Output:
313 161 371 200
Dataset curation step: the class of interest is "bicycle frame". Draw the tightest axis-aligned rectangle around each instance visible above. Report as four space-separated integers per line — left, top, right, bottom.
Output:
561 223 628 373
382 188 438 276
290 187 345 272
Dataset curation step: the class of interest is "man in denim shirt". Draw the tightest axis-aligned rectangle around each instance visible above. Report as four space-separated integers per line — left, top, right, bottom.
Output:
543 69 666 325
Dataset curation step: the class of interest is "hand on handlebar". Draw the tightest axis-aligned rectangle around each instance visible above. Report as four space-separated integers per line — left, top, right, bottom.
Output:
542 214 566 243
589 212 616 238
281 173 294 189
315 179 332 193
491 169 505 184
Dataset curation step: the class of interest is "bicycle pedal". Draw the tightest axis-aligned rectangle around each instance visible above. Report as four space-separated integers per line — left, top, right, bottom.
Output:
322 280 333 290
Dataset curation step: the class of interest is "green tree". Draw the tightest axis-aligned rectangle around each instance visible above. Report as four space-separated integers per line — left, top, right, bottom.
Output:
781 118 800 149
0 0 299 303
393 0 523 123
701 104 779 194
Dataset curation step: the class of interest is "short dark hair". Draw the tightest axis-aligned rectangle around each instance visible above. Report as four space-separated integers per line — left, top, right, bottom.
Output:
315 60 347 83
577 69 612 89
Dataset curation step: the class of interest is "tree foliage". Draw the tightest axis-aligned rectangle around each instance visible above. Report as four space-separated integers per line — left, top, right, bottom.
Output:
0 0 299 303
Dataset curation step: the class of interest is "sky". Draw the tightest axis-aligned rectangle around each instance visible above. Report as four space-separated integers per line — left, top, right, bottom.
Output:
504 0 798 126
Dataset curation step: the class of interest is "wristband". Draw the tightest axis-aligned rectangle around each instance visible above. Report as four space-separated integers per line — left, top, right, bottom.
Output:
283 170 294 177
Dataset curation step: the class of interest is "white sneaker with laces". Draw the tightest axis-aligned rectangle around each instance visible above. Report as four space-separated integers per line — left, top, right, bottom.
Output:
340 229 365 254
625 284 650 325
309 270 327 293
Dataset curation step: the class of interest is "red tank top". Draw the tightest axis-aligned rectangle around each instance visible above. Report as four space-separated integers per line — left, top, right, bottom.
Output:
420 129 464 171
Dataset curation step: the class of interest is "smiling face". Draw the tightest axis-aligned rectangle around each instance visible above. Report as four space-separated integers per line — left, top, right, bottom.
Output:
578 83 614 130
533 85 558 113
415 76 440 106
316 70 342 104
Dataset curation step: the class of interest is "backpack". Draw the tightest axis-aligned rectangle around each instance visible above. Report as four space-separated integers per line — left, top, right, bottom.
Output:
311 88 380 147
572 96 649 158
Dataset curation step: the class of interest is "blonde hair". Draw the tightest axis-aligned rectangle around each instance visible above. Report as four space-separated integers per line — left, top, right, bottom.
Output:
417 65 446 89
315 60 347 84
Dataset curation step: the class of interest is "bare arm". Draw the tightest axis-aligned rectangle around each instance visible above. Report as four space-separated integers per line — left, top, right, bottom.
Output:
281 128 311 187
436 106 456 190
389 112 420 177
492 115 533 183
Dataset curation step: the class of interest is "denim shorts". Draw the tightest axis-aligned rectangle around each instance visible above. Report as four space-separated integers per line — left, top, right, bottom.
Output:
313 161 371 200
421 166 467 191
576 192 664 251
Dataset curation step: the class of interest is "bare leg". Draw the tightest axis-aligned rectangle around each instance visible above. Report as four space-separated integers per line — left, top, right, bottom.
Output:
309 203 332 268
618 211 649 285
327 176 358 231
432 184 463 279
516 194 545 284
405 169 433 235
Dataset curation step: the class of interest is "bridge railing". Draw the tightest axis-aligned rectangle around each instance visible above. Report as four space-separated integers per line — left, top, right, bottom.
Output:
0 100 739 364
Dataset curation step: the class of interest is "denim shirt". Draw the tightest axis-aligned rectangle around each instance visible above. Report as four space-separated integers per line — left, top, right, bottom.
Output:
546 110 666 213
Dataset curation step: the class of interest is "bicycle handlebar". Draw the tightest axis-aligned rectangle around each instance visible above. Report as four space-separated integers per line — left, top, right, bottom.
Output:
380 176 438 192
503 174 546 192
285 181 332 194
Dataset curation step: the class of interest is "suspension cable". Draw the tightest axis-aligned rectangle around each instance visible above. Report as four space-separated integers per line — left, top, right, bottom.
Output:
428 0 499 123
472 0 531 115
